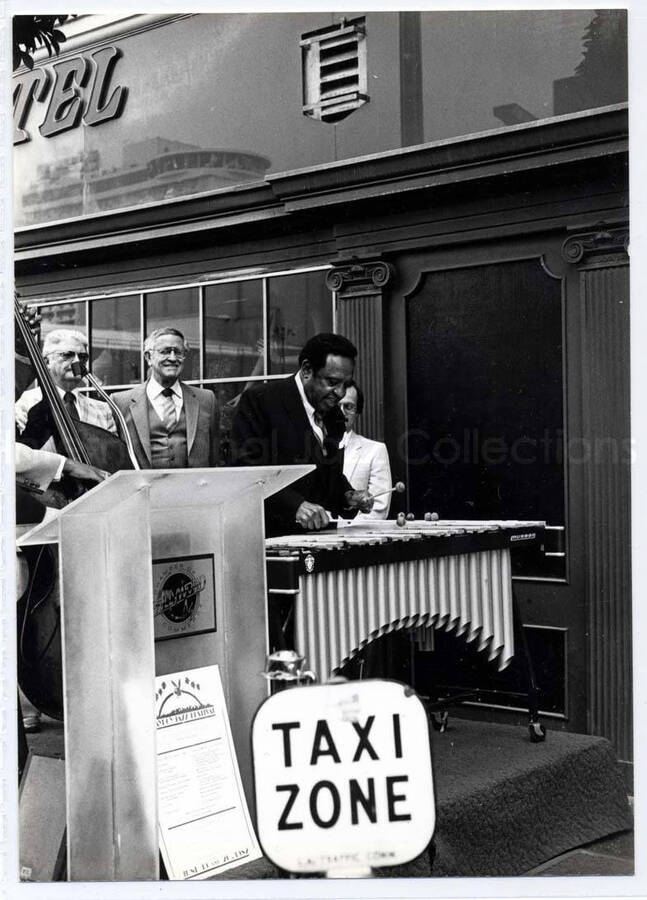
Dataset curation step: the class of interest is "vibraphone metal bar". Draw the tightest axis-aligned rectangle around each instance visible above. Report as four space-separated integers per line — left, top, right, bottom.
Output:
266 519 545 676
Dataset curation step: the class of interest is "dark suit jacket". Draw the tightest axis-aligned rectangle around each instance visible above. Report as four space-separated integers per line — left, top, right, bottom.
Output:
112 380 219 468
230 375 353 535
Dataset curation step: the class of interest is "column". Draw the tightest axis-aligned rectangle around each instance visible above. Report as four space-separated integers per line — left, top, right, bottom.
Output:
327 257 394 441
562 223 631 762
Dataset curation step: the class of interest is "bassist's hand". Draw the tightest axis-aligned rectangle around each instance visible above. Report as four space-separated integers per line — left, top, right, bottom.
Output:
15 399 29 433
63 459 109 484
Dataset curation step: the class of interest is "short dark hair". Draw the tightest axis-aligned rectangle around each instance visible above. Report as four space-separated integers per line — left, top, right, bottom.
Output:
345 379 364 415
298 333 357 372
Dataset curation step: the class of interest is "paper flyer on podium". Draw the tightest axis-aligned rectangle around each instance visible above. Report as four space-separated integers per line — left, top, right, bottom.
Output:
155 665 261 880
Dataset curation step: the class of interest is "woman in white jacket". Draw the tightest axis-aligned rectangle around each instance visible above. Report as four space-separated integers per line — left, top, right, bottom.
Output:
339 381 392 520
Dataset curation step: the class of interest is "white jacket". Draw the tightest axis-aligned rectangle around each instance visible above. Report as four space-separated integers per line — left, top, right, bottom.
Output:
16 442 65 493
342 430 392 519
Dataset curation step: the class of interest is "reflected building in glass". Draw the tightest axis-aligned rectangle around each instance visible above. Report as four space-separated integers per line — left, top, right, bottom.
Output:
21 138 270 224
14 10 627 228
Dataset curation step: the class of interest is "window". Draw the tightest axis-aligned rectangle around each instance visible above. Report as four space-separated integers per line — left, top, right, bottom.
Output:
301 17 368 123
267 271 333 374
36 266 332 463
91 294 141 386
39 302 86 341
204 281 263 381
15 13 626 228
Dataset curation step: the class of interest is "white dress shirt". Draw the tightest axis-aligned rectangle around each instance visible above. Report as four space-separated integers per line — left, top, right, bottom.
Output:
294 373 325 446
146 378 183 424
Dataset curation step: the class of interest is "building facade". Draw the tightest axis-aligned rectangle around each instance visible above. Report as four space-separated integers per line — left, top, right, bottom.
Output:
14 12 631 775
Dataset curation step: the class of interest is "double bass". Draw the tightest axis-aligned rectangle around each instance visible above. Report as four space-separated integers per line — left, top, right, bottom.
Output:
15 295 136 719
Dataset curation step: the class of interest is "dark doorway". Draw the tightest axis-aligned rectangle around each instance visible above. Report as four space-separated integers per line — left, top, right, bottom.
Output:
406 258 565 578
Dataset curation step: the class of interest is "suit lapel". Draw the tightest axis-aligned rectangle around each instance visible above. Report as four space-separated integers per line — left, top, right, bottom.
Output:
281 377 324 463
130 384 152 466
183 384 199 457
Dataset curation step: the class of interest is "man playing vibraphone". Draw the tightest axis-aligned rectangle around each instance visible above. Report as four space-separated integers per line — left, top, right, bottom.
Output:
230 332 374 535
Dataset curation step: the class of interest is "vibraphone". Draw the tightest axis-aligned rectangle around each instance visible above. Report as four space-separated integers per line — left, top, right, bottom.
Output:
266 519 546 738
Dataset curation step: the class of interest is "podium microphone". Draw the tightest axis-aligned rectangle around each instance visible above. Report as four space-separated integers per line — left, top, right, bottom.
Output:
72 361 141 471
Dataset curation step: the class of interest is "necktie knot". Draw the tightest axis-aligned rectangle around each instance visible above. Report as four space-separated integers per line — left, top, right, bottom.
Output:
313 410 330 455
160 387 176 431
64 391 79 420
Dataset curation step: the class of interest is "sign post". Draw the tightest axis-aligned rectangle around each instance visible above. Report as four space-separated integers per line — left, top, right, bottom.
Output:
251 679 435 877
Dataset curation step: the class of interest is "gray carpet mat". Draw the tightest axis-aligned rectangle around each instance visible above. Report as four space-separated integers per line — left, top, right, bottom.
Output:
213 717 631 880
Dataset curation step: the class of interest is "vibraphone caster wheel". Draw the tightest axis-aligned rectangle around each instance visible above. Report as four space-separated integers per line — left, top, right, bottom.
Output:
528 721 546 743
431 711 449 732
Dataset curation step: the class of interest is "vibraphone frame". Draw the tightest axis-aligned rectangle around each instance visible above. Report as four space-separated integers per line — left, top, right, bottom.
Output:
266 520 547 741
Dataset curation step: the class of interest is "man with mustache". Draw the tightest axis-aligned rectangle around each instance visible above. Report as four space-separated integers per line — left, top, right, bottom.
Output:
112 327 218 469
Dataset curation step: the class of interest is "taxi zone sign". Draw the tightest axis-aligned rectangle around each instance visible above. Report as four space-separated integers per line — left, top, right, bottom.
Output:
252 680 435 875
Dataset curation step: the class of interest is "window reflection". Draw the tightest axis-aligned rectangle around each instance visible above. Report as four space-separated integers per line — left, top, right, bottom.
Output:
14 12 627 229
34 270 332 424
267 272 332 375
13 11 629 230
91 295 140 385
39 302 86 342
204 382 248 466
204 281 263 380
418 10 627 141
146 288 199 380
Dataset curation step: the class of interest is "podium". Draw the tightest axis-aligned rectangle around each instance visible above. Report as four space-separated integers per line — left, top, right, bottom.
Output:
18 466 313 881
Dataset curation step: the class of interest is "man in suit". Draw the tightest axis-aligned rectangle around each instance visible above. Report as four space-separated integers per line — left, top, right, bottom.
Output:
339 381 393 520
231 332 373 536
15 327 115 491
15 325 109 734
112 327 218 469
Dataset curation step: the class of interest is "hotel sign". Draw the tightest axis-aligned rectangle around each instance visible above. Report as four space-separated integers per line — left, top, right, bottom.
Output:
13 45 127 145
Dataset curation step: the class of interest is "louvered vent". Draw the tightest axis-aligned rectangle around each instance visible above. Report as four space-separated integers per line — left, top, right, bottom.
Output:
301 18 368 123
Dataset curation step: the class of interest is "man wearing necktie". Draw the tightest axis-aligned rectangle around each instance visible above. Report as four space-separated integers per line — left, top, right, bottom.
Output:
112 327 219 469
15 325 114 733
15 328 115 492
231 332 374 535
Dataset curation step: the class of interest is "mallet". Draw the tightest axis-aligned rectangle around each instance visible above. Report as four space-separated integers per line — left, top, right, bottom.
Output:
369 481 405 501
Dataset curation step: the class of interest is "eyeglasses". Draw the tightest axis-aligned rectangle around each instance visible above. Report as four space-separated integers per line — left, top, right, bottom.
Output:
339 402 357 413
54 351 89 364
154 347 186 359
